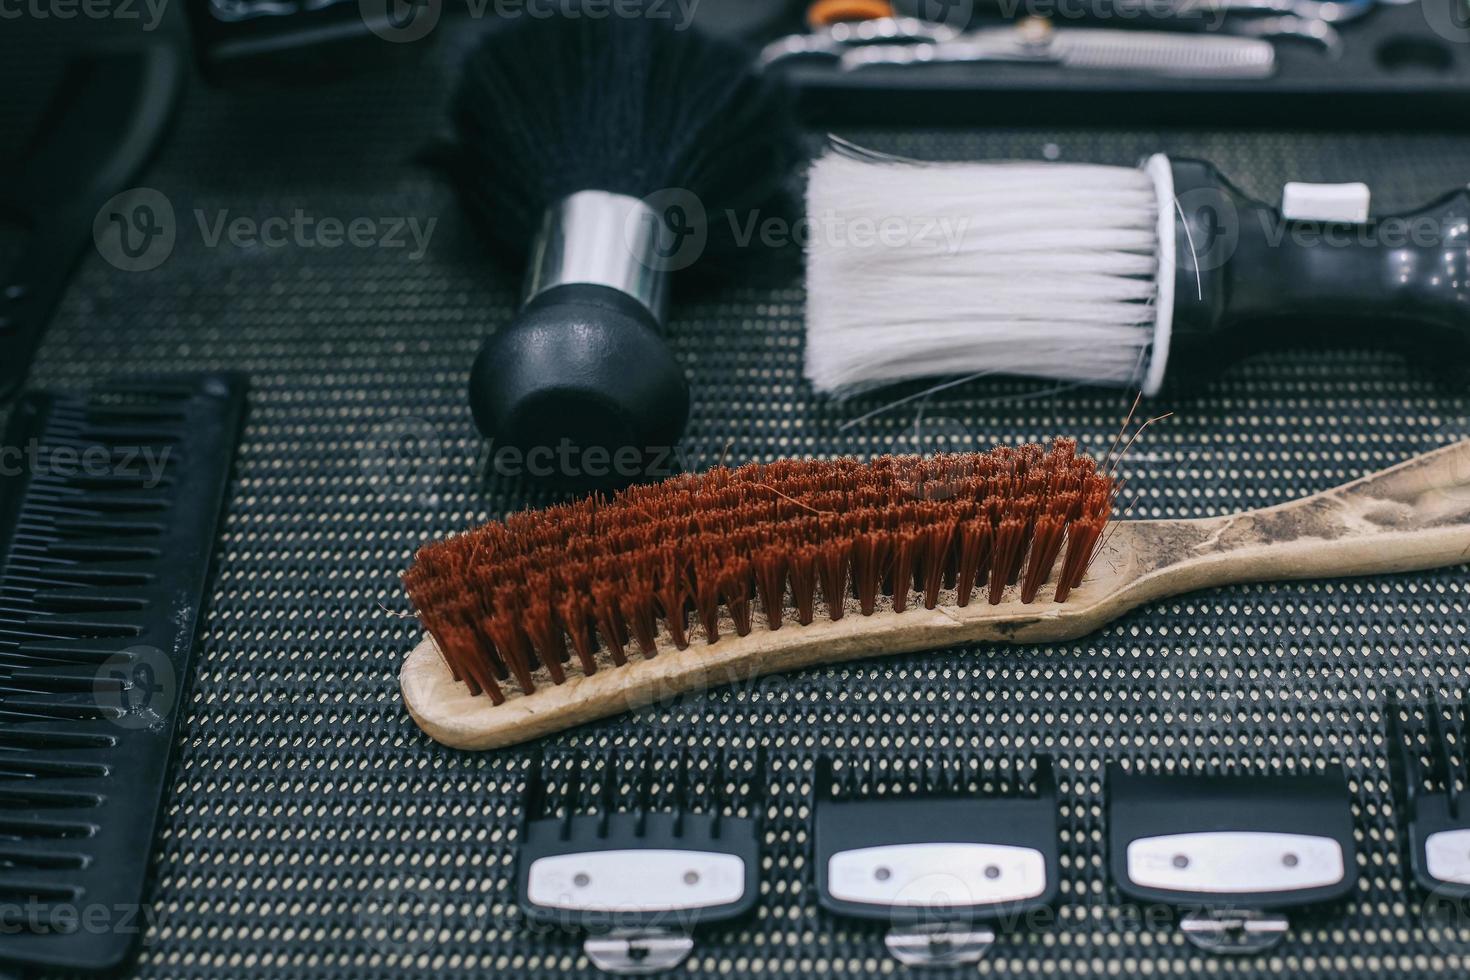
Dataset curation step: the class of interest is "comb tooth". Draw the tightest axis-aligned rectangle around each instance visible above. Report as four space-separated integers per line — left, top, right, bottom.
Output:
0 757 110 781
25 591 150 615
0 787 105 810
634 749 656 836
0 818 97 843
522 760 547 828
561 758 581 840
39 541 162 563
0 876 85 906
1386 694 1422 818
0 728 115 752
1446 696 1470 822
3 568 155 590
597 753 616 837
0 614 145 642
670 749 689 837
1431 694 1456 792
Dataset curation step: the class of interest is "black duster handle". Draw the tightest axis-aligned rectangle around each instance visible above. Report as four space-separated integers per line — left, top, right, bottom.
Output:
1168 159 1470 376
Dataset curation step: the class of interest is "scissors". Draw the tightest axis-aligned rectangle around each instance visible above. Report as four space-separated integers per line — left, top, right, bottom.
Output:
762 0 1388 61
759 15 963 66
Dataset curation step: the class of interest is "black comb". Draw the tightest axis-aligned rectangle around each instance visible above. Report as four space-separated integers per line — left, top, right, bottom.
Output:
0 373 246 973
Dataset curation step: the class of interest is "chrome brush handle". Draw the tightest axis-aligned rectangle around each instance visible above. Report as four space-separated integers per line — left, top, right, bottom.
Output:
524 191 669 323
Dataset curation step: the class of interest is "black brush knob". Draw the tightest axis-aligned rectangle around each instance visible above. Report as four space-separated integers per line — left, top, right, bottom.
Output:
469 284 689 464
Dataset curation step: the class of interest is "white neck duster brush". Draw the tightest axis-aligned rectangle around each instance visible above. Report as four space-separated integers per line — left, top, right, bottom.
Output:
804 146 1470 396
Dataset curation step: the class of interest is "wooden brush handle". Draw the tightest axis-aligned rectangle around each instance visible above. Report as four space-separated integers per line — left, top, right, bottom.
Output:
1111 439 1470 604
402 441 1470 751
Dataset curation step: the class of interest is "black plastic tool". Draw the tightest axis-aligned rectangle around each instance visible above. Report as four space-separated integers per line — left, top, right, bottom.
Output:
517 748 762 975
1166 160 1470 384
1387 693 1470 899
0 46 184 402
812 753 1059 967
0 373 247 974
1107 762 1356 955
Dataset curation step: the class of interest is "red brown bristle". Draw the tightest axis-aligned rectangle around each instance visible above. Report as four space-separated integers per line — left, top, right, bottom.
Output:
402 440 1116 699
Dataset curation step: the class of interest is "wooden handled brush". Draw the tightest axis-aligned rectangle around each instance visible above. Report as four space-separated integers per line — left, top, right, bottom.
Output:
401 439 1470 750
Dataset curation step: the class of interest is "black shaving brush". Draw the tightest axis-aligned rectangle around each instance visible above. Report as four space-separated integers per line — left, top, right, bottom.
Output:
452 9 798 484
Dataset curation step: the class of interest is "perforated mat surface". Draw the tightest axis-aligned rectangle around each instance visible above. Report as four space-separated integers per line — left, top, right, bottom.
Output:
6 27 1470 980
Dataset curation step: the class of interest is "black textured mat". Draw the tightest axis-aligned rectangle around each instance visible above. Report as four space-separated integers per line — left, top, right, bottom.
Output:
6 28 1470 980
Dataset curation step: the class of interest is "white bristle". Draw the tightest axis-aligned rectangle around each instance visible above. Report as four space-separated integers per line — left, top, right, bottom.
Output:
803 152 1164 396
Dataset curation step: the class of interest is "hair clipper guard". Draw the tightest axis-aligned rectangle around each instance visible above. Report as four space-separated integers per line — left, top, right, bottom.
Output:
516 748 762 975
1107 762 1356 955
1387 694 1470 899
812 753 1060 967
